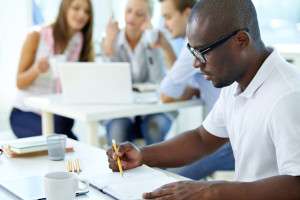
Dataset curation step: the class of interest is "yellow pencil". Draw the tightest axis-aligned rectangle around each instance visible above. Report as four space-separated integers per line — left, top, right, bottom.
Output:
112 139 123 177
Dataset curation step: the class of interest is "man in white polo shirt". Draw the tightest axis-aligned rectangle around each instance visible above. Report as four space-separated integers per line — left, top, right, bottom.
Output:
157 0 220 113
155 0 234 180
107 0 300 199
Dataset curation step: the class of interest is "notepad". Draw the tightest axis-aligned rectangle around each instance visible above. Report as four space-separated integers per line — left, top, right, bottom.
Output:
87 165 177 200
2 141 74 158
8 140 47 154
132 83 158 92
133 91 159 104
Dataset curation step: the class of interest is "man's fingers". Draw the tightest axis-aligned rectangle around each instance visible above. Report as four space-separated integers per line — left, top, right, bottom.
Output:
142 185 174 199
106 146 114 157
116 141 134 156
108 157 120 171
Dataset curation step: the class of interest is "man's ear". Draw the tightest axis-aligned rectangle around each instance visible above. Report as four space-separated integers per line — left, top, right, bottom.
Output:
235 30 250 51
184 8 192 19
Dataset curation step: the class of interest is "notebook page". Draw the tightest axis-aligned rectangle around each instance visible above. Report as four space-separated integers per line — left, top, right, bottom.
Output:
107 176 178 200
88 165 165 189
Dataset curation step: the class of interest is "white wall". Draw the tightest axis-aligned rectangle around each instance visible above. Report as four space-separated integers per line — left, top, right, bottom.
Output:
0 0 32 130
113 0 161 29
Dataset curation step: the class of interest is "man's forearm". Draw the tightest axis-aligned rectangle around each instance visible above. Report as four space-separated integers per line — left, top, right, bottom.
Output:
140 127 227 168
161 86 200 103
161 43 177 69
140 129 203 168
208 175 300 200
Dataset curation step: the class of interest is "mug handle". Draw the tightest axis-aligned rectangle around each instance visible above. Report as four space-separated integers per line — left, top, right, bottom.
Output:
0 148 3 155
76 178 89 192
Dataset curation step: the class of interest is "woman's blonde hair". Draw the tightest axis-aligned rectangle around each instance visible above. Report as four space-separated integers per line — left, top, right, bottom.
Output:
159 0 197 13
52 0 94 61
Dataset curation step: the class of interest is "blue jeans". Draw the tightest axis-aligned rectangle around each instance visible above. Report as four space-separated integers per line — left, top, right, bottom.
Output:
167 142 235 180
9 108 77 140
106 113 171 145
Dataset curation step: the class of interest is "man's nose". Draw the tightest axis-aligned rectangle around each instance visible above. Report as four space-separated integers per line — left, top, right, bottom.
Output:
193 57 204 69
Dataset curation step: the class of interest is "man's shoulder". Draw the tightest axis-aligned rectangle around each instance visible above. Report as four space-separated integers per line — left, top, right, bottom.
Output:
272 61 300 92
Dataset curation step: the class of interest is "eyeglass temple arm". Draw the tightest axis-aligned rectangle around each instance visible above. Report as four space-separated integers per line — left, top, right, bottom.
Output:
201 28 249 54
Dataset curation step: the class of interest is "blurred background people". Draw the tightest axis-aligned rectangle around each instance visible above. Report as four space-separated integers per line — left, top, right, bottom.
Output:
9 0 95 140
102 0 170 146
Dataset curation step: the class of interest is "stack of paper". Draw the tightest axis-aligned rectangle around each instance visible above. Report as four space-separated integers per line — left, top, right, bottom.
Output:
1 139 74 158
8 140 47 154
132 83 158 92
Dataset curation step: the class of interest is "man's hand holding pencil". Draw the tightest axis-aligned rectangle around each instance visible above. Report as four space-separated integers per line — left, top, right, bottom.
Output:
106 140 143 173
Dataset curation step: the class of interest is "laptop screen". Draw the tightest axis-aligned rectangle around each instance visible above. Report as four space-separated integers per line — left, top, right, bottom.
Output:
59 62 133 104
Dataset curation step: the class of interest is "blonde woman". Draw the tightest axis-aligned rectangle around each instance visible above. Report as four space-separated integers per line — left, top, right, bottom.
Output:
102 0 170 145
10 0 94 139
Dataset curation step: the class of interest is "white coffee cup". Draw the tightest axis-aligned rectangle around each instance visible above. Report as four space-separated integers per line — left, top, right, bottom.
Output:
49 54 67 78
144 29 159 44
44 171 89 200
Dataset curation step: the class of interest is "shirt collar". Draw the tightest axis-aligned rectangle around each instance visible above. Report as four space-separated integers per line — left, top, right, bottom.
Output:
183 36 188 44
234 47 285 98
117 28 148 50
117 28 128 49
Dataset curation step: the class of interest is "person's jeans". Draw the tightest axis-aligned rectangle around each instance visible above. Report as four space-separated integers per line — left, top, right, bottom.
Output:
106 113 172 145
9 108 77 140
166 142 235 180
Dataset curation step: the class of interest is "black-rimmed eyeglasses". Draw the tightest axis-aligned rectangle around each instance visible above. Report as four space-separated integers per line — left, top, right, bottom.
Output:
187 28 249 63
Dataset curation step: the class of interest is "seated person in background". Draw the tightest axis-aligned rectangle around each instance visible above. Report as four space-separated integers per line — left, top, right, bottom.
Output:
102 0 170 146
152 0 234 180
107 0 300 199
10 0 95 139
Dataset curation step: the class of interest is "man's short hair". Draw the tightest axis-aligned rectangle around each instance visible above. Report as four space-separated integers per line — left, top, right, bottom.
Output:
159 0 197 13
189 0 261 43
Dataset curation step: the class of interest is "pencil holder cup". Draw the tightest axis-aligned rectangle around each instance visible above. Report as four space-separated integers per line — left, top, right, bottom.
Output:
46 134 67 161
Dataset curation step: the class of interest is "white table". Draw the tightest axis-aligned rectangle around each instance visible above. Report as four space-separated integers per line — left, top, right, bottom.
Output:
0 137 188 200
24 94 204 146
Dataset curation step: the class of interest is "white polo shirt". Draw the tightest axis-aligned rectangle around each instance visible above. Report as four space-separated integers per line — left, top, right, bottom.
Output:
203 48 300 181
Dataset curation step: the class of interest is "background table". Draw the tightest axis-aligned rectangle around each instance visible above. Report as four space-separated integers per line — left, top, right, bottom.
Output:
25 94 204 146
0 137 188 199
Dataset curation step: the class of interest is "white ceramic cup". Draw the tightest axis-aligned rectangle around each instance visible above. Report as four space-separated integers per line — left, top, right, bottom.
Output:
144 29 159 44
44 172 89 200
49 54 67 78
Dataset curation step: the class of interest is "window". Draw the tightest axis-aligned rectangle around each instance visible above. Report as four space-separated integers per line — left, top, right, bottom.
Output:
254 0 300 45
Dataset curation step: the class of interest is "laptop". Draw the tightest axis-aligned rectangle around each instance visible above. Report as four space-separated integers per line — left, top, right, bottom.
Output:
58 62 133 104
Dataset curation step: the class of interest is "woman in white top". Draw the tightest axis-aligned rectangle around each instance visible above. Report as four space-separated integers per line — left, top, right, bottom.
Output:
10 0 95 139
102 0 170 145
